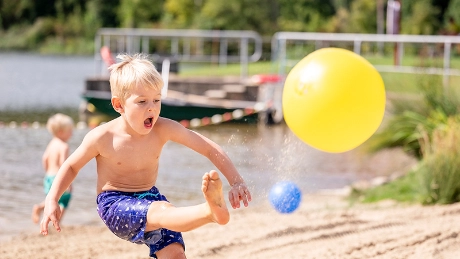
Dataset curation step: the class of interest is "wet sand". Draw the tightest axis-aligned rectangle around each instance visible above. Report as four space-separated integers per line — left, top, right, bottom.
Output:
2 192 460 259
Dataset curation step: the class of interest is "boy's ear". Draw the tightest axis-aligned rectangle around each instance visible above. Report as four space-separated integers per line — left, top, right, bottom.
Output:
111 97 124 114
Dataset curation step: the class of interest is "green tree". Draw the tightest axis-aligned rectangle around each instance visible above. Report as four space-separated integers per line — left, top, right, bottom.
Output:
277 0 336 32
331 0 350 9
346 0 376 33
162 0 197 28
1 0 458 54
432 0 451 23
93 0 120 28
444 0 460 34
82 0 102 39
402 0 440 35
324 7 349 33
0 0 34 30
196 0 276 33
118 0 164 28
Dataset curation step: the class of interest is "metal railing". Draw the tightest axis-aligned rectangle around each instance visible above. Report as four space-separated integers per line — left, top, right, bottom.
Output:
95 28 263 78
272 32 460 85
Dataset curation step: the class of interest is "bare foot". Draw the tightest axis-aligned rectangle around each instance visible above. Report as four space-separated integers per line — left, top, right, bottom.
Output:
31 204 42 224
202 170 230 225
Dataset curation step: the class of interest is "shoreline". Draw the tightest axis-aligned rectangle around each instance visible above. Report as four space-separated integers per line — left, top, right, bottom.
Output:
2 192 460 259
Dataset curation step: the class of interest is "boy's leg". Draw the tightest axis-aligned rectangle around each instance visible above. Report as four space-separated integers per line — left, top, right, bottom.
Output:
32 201 45 224
59 206 66 221
145 170 230 233
156 243 186 259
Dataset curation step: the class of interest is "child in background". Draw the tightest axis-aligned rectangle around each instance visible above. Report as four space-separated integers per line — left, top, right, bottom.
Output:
32 113 74 224
40 53 252 259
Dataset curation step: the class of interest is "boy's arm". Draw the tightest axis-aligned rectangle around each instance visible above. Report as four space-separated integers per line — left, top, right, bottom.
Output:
40 131 100 235
161 119 252 209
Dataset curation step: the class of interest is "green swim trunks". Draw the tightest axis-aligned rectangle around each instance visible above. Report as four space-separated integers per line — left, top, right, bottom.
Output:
44 175 72 208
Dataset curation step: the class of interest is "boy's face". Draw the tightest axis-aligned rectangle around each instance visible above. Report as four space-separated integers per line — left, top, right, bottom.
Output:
115 84 162 135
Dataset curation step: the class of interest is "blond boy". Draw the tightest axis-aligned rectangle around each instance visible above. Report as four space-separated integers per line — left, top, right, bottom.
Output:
32 113 74 224
40 53 252 258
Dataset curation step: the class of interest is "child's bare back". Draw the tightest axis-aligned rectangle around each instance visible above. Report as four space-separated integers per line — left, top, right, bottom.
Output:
43 137 70 175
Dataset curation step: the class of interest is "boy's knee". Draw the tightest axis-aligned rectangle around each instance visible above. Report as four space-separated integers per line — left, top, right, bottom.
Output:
149 201 174 212
146 201 175 230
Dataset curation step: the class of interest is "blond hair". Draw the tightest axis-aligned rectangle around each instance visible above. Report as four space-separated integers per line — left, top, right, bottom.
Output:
108 53 163 104
46 113 74 136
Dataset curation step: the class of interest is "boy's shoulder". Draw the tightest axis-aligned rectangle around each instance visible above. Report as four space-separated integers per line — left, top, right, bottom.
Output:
155 116 174 126
154 117 184 132
153 117 192 142
85 120 118 140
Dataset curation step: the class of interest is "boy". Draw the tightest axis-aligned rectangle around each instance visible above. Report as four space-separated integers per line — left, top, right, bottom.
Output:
32 113 74 224
40 53 252 259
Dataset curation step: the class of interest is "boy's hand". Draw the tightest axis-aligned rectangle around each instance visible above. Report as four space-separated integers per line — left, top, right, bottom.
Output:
229 182 252 209
40 200 62 235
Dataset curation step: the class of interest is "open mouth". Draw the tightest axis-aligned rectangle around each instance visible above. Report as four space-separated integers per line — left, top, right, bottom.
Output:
144 117 153 128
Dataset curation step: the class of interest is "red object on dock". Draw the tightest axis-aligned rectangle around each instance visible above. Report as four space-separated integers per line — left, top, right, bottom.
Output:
251 74 283 84
100 46 116 67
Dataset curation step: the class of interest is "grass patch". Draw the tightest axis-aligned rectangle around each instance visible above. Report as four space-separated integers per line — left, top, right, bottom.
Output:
363 54 458 69
349 170 420 204
179 61 276 77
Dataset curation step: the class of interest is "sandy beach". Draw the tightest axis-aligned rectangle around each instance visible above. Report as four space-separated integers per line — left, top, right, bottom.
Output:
2 192 460 259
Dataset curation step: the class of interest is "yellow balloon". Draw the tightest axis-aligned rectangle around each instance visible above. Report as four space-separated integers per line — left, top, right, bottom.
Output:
282 48 386 153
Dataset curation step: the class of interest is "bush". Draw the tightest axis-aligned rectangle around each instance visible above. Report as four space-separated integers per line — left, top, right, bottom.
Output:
366 73 460 159
418 118 460 204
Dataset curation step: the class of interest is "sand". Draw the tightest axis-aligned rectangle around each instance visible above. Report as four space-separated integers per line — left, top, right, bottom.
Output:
2 192 460 259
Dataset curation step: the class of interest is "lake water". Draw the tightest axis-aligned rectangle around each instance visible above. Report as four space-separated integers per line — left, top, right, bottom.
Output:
0 53 413 241
0 52 95 110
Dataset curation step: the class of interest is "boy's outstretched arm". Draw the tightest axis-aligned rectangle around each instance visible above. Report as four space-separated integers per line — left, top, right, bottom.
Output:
162 119 252 209
203 144 251 209
40 161 78 235
40 132 99 235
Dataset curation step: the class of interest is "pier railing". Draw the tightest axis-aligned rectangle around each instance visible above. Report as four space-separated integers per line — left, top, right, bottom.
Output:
271 32 460 86
95 28 263 78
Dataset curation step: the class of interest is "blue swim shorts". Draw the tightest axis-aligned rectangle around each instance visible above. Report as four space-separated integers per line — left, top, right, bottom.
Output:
96 186 185 258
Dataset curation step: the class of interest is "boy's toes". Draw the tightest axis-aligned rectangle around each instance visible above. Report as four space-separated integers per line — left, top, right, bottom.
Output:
208 170 219 180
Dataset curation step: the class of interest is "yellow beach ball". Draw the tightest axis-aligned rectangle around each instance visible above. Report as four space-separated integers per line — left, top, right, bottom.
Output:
282 48 386 153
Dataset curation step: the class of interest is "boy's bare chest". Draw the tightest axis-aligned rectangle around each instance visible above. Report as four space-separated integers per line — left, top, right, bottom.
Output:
103 137 162 166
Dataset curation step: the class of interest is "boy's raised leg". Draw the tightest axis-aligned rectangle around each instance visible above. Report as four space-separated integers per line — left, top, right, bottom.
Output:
145 170 229 232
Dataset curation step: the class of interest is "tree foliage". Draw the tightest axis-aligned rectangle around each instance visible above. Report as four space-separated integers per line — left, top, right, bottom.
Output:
163 0 196 28
196 0 277 33
402 0 440 35
347 0 376 33
0 0 458 54
277 0 336 32
445 0 460 34
118 0 164 28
